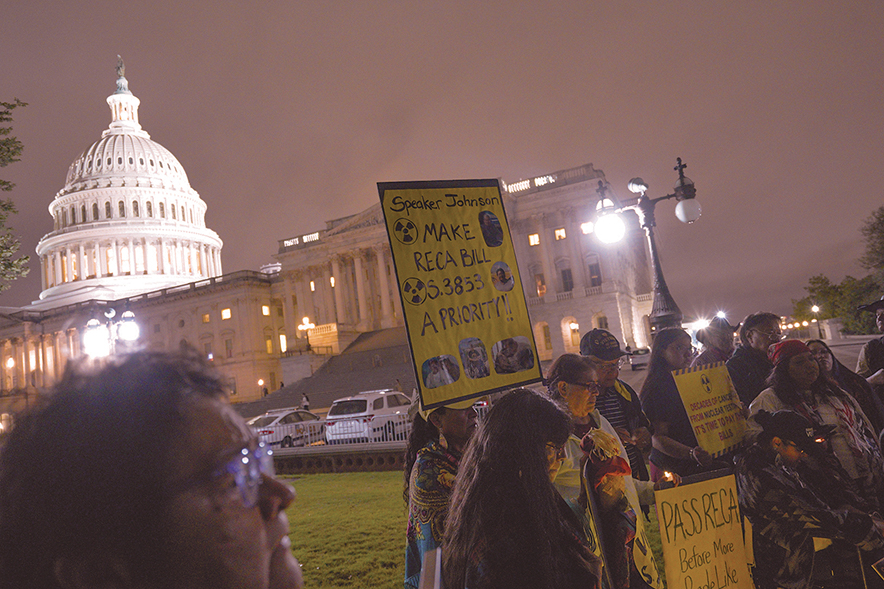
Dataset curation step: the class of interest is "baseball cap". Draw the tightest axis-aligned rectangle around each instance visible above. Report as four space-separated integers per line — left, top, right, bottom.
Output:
858 295 884 313
755 410 835 455
579 329 628 361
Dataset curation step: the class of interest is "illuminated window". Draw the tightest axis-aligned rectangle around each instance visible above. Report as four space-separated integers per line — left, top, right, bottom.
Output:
528 234 540 246
581 222 594 234
265 337 273 355
330 276 335 287
310 281 315 292
279 334 287 353
534 274 546 297
554 228 567 240
202 313 210 323
262 305 270 316
221 308 232 320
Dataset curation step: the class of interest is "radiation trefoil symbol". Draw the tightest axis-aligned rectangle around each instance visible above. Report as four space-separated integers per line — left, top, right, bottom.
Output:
392 218 419 245
700 374 712 394
402 278 427 305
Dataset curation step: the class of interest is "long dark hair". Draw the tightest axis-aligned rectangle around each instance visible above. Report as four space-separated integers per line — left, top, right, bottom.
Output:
766 352 845 406
442 389 599 589
403 408 447 503
640 327 691 402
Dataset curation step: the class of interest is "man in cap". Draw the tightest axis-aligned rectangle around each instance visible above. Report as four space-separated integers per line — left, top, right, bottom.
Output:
579 329 652 484
691 316 739 368
856 295 884 388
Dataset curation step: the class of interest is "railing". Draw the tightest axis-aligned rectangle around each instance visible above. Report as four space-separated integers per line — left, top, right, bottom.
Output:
528 296 543 306
584 286 602 296
556 291 573 301
259 403 491 455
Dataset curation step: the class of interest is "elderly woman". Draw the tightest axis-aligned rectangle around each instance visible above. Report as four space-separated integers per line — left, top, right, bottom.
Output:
749 339 884 512
442 389 602 589
546 353 667 589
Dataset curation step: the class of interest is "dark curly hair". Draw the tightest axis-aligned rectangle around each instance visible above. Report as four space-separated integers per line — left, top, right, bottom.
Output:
0 350 227 589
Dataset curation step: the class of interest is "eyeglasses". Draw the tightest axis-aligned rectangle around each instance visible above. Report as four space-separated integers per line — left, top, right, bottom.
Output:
753 328 785 341
172 441 275 509
545 442 566 461
592 358 626 372
569 380 601 393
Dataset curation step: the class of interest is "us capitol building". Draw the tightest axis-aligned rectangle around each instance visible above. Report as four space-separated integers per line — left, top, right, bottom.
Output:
0 65 654 427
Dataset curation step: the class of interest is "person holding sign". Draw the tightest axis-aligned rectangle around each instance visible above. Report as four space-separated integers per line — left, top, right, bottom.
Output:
546 354 669 589
640 328 725 480
749 339 884 513
736 409 884 589
404 399 478 589
442 389 602 589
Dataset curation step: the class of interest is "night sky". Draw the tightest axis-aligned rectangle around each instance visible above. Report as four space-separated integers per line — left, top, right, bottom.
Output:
2 1 883 324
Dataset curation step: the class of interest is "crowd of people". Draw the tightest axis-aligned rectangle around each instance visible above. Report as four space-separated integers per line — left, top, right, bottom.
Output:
3 297 884 589
404 294 884 589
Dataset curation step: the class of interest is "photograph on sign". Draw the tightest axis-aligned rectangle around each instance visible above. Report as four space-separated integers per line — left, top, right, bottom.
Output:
673 362 747 457
379 179 542 409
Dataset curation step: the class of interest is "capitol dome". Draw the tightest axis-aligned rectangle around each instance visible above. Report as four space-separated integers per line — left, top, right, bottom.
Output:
35 60 223 307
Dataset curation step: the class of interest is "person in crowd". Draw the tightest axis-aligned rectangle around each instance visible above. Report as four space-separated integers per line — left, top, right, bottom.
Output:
546 353 669 589
442 389 602 589
857 295 884 389
301 392 310 410
640 327 724 480
580 329 653 484
736 409 884 589
808 338 884 434
749 340 884 512
404 399 478 589
0 350 303 589
726 311 783 405
691 316 738 367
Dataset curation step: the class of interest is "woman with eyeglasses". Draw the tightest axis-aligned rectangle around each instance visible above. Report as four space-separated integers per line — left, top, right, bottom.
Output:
442 389 603 589
749 340 884 512
807 338 884 435
725 312 783 406
546 353 667 589
736 409 884 589
640 327 725 481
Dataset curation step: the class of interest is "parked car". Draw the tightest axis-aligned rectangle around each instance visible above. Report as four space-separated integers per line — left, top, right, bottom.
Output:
629 348 651 371
325 389 412 444
248 407 324 448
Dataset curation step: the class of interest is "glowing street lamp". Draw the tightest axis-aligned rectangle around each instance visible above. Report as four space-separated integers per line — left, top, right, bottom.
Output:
83 307 140 358
593 158 702 334
811 304 822 339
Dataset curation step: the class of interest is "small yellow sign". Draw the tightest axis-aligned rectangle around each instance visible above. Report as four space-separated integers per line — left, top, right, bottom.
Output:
673 362 747 457
378 180 542 409
656 475 754 589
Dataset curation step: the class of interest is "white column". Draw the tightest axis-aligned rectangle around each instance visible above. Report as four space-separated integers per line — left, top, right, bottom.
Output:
375 246 393 327
92 242 100 278
199 244 208 277
99 243 108 276
566 212 587 291
40 257 47 290
330 255 346 325
127 239 136 275
77 244 86 280
535 215 556 300
214 249 222 275
157 238 165 274
53 251 62 285
113 239 122 275
353 252 368 328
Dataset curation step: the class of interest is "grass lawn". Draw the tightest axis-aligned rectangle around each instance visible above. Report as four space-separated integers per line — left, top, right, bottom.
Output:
282 470 669 589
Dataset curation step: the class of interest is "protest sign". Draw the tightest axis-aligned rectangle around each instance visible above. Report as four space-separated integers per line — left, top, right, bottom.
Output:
673 362 747 457
378 180 542 409
656 474 753 589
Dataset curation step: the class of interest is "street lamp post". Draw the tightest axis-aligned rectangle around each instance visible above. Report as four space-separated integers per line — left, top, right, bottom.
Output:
811 304 822 339
594 158 701 336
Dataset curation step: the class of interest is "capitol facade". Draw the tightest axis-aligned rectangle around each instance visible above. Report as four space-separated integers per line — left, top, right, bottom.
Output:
0 64 655 430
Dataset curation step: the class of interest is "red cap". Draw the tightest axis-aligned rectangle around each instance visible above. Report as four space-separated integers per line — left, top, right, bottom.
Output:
768 339 811 366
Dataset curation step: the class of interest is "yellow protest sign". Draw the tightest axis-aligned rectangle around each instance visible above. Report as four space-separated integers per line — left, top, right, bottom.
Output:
378 180 542 409
656 475 754 589
673 362 747 457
